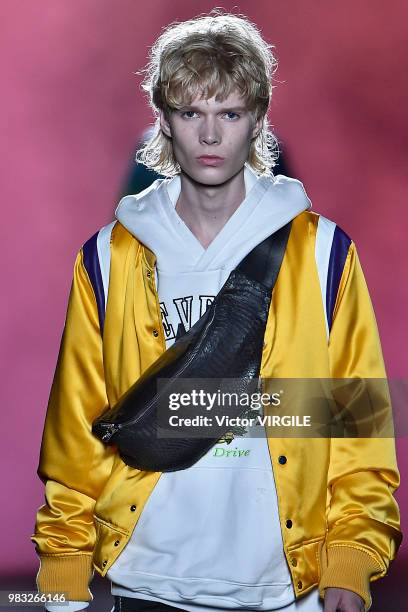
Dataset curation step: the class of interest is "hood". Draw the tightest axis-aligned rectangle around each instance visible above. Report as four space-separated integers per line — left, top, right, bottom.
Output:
115 165 312 274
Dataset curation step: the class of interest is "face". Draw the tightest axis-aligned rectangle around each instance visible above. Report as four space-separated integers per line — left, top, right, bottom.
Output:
160 90 262 186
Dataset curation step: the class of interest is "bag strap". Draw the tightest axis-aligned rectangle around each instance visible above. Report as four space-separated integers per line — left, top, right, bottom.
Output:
236 222 292 290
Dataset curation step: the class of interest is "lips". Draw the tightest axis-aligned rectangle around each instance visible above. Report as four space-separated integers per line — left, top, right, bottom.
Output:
196 155 225 167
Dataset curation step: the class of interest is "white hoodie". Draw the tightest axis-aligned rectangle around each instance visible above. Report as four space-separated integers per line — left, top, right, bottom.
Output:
101 167 320 612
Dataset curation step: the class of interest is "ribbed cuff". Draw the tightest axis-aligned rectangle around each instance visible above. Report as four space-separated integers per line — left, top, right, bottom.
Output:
37 554 94 602
318 545 384 610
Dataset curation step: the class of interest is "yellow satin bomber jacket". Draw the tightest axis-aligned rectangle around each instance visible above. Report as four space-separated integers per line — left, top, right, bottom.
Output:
32 211 402 610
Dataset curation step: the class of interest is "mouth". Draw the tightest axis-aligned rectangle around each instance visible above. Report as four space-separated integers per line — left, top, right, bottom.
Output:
196 155 225 167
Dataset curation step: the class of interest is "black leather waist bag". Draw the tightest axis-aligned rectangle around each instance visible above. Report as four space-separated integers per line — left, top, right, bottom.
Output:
92 222 292 472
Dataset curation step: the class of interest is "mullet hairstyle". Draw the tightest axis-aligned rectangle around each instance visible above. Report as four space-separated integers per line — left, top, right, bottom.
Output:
136 11 279 177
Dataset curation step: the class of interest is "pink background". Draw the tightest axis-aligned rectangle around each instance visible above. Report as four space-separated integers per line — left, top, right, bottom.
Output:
1 0 406 582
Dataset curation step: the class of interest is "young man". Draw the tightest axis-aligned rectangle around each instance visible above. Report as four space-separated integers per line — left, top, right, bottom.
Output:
32 12 402 612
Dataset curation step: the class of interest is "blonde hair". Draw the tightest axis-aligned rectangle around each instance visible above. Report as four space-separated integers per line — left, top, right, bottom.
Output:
136 10 279 177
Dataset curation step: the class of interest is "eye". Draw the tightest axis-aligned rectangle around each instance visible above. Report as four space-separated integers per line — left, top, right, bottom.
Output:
180 110 198 119
224 112 240 120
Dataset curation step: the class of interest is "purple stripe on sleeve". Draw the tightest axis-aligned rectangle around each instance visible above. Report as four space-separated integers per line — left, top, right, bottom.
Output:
326 226 352 332
82 231 105 334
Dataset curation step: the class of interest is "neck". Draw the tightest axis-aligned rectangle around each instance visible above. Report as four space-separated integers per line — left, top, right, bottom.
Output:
175 168 246 249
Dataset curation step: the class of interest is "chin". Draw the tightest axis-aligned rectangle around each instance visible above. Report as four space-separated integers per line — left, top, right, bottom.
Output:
182 166 242 187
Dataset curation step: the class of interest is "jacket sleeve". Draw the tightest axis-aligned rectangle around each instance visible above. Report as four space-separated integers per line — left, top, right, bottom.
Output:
318 241 402 610
31 248 115 602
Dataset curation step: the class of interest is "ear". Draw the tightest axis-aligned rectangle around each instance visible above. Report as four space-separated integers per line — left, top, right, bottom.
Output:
159 110 172 138
251 115 264 139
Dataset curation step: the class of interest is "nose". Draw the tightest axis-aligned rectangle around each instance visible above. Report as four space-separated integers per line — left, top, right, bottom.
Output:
199 117 221 146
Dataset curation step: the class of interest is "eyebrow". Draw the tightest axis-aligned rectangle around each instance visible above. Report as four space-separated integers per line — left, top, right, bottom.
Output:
178 105 248 113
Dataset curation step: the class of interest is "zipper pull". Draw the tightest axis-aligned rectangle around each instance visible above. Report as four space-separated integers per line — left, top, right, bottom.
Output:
101 423 120 443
